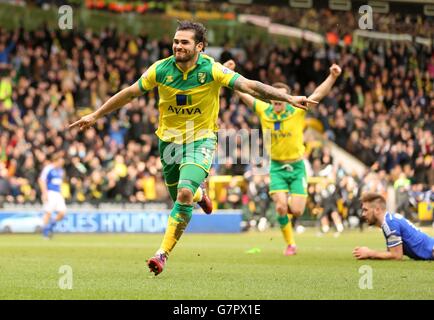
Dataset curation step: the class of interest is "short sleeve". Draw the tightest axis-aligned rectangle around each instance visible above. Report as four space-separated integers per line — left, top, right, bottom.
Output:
253 99 269 118
137 62 158 93
382 219 403 248
211 62 240 89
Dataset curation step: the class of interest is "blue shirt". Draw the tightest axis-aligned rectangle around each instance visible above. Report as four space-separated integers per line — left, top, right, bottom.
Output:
39 164 64 193
382 212 434 260
109 127 127 146
0 41 15 64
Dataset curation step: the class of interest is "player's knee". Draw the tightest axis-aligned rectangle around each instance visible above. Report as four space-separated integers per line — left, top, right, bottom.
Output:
275 202 288 216
177 188 194 204
290 208 304 217
43 212 52 219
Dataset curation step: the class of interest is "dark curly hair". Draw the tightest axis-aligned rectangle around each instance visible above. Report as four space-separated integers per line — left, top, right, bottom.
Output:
176 20 208 51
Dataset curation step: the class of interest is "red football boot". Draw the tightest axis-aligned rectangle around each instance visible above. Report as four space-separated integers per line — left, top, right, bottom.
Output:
197 188 213 214
147 253 167 276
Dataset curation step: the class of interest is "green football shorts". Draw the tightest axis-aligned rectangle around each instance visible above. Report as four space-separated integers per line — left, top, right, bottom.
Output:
159 137 216 188
269 159 308 196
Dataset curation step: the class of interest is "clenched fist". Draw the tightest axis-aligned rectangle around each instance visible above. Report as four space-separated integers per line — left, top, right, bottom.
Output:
223 59 236 71
330 64 342 78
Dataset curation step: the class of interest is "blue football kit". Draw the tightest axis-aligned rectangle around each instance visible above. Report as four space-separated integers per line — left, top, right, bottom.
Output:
382 212 434 260
39 164 63 192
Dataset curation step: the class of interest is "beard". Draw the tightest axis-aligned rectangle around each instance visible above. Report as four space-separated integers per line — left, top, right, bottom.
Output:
174 49 196 62
364 217 375 226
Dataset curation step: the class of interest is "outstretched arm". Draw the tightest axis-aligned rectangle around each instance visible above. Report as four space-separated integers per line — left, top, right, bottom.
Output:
224 58 316 111
307 64 342 108
224 60 341 110
353 245 403 260
69 82 143 131
233 75 317 110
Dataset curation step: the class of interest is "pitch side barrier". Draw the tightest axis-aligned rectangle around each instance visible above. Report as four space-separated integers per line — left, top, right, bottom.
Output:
0 208 242 234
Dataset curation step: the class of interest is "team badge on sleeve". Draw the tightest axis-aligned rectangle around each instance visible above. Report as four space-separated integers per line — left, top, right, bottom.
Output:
220 65 234 74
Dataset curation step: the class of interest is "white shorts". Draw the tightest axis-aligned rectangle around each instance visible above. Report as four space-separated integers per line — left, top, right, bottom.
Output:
43 191 67 213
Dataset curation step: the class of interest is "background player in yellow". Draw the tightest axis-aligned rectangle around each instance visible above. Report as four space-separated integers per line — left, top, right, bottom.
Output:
226 60 341 255
69 21 317 276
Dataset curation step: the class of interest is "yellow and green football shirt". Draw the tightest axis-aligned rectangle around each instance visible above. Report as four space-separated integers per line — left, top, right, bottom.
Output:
254 99 306 161
137 54 240 143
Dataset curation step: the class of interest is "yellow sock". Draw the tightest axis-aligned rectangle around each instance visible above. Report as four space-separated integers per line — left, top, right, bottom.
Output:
159 202 193 255
159 216 188 255
280 214 295 246
192 187 203 202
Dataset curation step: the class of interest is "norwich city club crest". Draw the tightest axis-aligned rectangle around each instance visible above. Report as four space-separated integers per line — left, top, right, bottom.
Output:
197 72 206 84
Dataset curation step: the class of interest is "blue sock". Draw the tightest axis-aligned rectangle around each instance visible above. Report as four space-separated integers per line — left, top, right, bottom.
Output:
43 224 50 237
49 219 57 232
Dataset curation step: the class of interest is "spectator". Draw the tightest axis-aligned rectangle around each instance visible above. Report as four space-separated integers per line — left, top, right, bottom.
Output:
224 177 243 209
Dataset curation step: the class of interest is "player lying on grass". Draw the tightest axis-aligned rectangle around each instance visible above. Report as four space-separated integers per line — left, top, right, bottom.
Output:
353 192 434 260
69 21 318 276
224 59 341 255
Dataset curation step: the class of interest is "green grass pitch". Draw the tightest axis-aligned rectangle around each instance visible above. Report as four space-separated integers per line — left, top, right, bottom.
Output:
0 228 433 300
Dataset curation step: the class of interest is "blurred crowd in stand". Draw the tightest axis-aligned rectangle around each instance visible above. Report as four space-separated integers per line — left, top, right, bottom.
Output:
0 6 432 231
